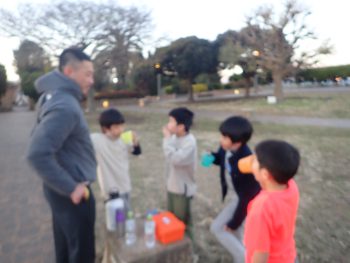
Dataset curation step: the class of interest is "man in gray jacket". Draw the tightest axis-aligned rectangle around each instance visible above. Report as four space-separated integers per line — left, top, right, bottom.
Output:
27 48 96 263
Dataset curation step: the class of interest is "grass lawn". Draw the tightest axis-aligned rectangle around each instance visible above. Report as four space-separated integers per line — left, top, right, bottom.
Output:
155 90 350 119
87 106 350 263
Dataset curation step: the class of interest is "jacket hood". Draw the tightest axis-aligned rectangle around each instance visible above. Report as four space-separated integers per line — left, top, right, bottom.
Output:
35 69 83 101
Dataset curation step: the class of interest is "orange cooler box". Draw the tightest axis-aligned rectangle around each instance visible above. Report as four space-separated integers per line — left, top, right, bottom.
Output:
153 211 186 244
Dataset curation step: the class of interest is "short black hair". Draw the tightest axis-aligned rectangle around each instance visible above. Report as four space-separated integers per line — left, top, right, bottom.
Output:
59 47 91 72
99 108 125 129
219 116 253 144
169 107 194 132
255 140 300 184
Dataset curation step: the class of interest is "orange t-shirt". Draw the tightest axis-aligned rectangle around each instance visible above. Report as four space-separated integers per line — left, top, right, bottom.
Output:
244 179 299 263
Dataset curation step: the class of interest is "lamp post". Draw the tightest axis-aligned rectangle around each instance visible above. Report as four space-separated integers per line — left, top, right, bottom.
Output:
154 63 162 99
252 50 260 93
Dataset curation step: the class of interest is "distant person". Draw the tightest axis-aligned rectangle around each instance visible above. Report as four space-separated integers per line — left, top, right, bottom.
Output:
90 108 142 210
162 107 197 239
27 47 96 263
244 140 300 263
209 116 260 263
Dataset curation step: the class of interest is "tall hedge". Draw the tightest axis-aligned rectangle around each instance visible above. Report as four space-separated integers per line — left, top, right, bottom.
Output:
0 64 7 98
298 65 350 82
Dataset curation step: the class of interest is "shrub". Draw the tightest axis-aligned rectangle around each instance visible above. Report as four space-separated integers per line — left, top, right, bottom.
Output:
297 64 350 82
0 64 7 98
192 83 208 93
208 82 223 90
94 89 142 100
164 85 174 94
223 83 232 90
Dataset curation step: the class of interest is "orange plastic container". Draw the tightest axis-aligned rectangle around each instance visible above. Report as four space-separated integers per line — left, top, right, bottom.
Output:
238 154 254 174
152 211 186 244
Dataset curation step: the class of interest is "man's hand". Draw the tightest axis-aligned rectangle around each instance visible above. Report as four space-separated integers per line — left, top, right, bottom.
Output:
162 126 171 138
224 225 235 234
70 183 89 204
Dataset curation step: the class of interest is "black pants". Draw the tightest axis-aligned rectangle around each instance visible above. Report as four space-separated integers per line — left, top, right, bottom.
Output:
43 184 96 263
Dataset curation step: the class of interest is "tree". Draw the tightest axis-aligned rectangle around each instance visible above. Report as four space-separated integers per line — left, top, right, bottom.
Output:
13 40 49 73
0 1 104 54
0 64 7 99
241 0 331 101
156 36 218 101
93 50 113 91
218 34 261 97
14 40 50 109
0 1 153 87
20 71 42 104
131 64 157 95
94 4 153 87
214 30 242 68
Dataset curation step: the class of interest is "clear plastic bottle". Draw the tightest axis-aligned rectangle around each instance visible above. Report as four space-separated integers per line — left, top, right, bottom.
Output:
125 211 136 245
144 214 156 248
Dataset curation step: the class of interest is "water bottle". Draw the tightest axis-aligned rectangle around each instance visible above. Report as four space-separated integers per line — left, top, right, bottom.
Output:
105 198 124 231
144 214 156 248
125 211 136 245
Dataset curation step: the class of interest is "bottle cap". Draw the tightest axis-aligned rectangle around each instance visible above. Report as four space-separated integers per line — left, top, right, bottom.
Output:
109 191 119 199
146 214 153 220
127 211 134 219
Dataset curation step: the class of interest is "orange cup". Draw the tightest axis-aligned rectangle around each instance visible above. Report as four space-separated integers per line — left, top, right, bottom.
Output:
238 155 254 174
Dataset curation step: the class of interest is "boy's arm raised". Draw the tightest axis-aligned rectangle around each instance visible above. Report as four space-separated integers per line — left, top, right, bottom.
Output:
163 138 195 166
211 146 224 166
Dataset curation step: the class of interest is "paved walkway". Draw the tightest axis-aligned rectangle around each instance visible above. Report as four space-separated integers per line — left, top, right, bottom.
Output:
0 109 54 263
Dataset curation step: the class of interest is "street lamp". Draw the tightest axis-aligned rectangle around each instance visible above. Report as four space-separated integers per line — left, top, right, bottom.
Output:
154 63 162 99
252 50 260 57
252 50 261 93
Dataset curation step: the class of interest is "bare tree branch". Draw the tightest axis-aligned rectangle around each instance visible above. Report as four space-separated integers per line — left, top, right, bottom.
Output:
240 0 331 100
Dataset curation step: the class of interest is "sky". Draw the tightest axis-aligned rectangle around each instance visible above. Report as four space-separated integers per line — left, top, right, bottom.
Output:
0 0 349 81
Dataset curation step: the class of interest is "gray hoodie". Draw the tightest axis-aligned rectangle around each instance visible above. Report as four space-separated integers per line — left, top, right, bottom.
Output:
27 70 96 197
163 133 197 197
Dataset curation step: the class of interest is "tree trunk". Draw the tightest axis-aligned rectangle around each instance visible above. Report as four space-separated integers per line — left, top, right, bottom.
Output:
86 88 95 113
272 71 284 102
188 79 194 102
244 77 251 98
28 97 36 111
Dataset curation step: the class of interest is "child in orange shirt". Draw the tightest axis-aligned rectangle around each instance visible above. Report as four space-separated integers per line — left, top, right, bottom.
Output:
244 140 300 263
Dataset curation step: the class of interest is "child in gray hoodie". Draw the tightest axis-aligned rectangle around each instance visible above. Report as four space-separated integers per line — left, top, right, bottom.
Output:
162 107 197 239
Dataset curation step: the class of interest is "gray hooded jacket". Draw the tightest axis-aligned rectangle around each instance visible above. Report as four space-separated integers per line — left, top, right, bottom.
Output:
27 70 96 197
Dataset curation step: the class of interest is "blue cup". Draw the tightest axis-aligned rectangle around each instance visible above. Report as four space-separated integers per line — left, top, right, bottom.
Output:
201 153 214 167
